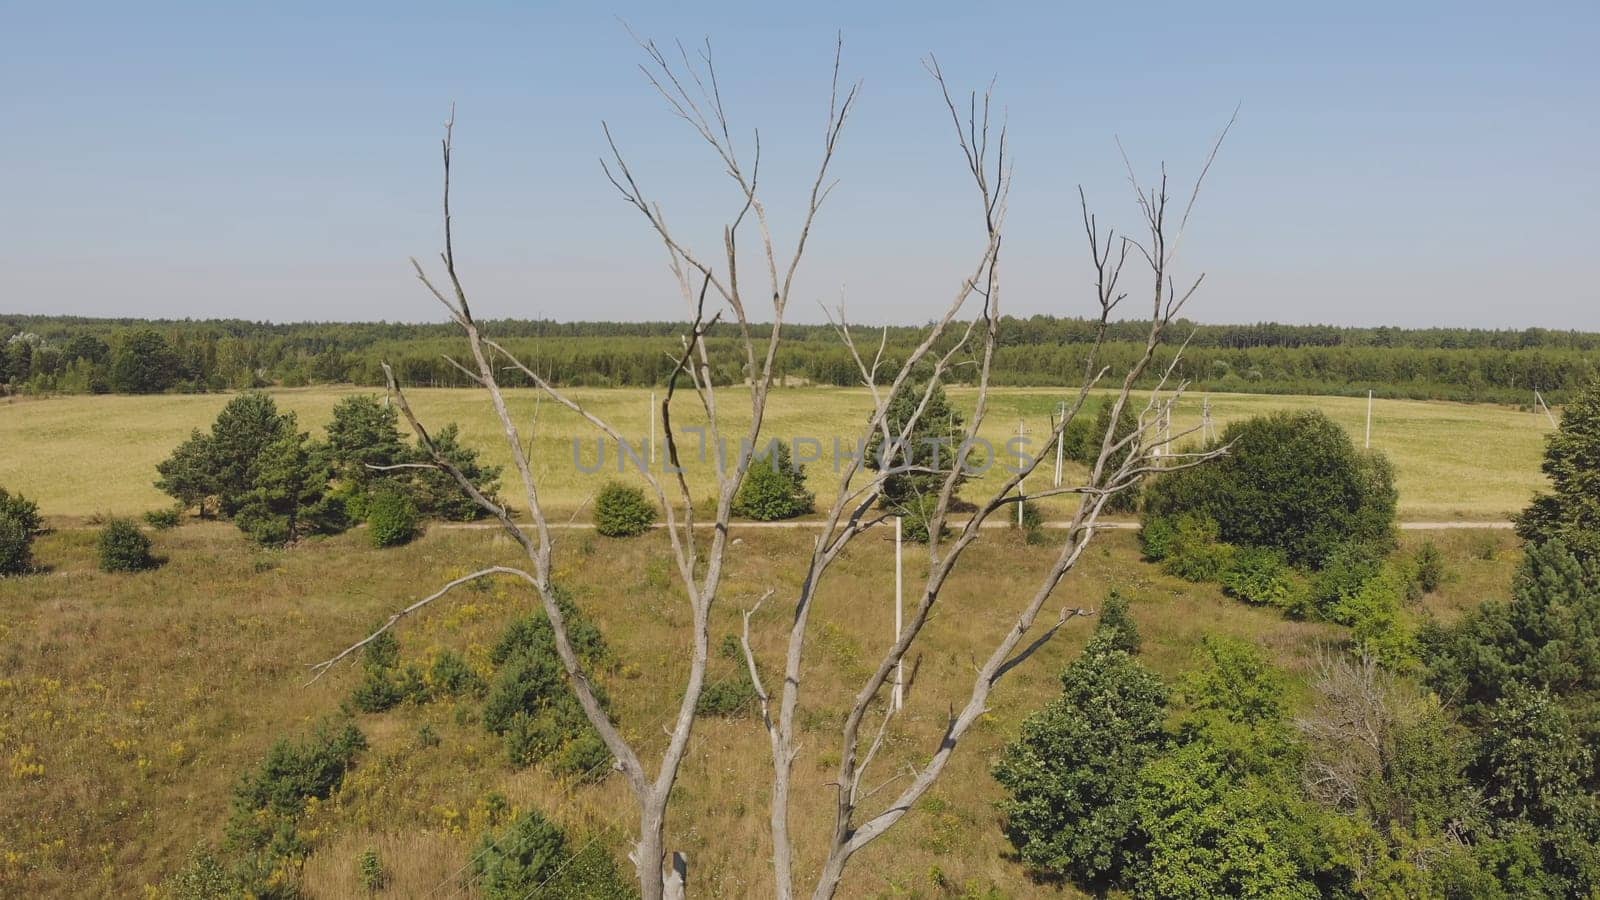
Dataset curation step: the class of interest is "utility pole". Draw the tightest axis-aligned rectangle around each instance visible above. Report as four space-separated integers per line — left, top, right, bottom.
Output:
1053 401 1065 488
1365 390 1373 449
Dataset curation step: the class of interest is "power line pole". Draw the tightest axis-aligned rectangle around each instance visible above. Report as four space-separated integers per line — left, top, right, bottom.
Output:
1053 401 1065 488
1365 390 1373 450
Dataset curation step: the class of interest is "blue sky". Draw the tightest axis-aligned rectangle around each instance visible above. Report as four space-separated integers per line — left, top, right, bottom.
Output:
2 1 1596 328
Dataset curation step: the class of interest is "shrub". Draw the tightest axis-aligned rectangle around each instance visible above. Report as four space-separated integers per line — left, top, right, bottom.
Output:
226 719 366 860
474 810 634 899
594 482 655 537
994 632 1169 886
733 441 814 521
1160 514 1236 582
486 595 612 774
367 484 419 548
0 512 33 576
98 518 156 572
429 649 486 698
358 847 386 893
697 635 759 717
144 505 182 530
1331 562 1416 666
1140 514 1180 562
1221 546 1306 613
1095 590 1141 655
1413 540 1445 594
0 487 43 535
1309 540 1386 618
1142 409 1397 568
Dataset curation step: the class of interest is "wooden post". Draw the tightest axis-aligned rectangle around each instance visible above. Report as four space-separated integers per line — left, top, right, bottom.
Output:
1365 390 1373 449
1535 389 1557 427
1054 401 1065 488
894 515 904 712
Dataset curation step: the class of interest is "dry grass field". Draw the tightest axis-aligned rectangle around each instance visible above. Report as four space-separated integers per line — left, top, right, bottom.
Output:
0 386 1556 524
0 516 1524 898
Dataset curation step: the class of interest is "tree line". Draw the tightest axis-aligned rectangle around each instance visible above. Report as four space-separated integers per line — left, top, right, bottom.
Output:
2 314 1595 402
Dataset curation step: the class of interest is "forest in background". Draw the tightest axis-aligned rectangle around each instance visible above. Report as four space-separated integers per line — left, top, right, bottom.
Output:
2 313 1595 403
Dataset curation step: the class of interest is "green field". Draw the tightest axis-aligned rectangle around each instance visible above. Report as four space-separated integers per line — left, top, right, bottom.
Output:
0 386 1556 523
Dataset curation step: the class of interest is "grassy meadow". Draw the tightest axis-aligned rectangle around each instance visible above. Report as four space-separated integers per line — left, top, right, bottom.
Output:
0 518 1525 898
0 385 1556 524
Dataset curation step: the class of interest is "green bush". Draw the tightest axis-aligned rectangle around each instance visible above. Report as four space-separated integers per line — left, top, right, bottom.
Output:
1140 514 1179 562
1220 546 1306 613
226 719 366 864
358 847 386 893
593 482 655 537
367 484 419 548
697 636 760 717
474 810 635 899
994 631 1169 886
1142 409 1397 568
0 487 44 535
486 595 613 774
144 505 182 530
1413 540 1445 594
0 512 34 576
429 649 486 698
734 441 814 521
1308 540 1386 618
98 518 156 572
1160 514 1236 582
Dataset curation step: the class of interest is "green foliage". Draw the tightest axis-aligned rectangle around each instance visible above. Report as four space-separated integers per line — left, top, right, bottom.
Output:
0 487 43 536
325 394 407 487
1221 546 1308 614
349 629 429 713
485 591 612 775
994 632 1169 886
164 846 244 900
430 649 486 698
865 379 968 516
0 510 34 576
358 847 386 893
1139 514 1179 562
144 505 182 529
1307 540 1387 619
1514 378 1600 563
366 483 419 548
206 393 298 517
1413 540 1446 594
404 423 503 521
226 719 366 872
155 429 219 517
733 441 814 521
1094 590 1141 655
1133 743 1319 900
1158 514 1236 582
696 635 759 717
473 810 635 899
108 327 181 393
593 482 655 537
234 431 347 546
1330 562 1416 666
1421 539 1600 715
1474 684 1594 827
1143 410 1397 568
97 518 156 573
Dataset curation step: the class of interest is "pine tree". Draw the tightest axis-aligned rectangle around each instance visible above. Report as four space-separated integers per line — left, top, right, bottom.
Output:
233 433 346 546
155 429 219 517
1515 378 1600 563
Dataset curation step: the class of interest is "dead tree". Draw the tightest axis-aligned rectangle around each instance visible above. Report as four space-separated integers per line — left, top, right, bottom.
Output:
312 35 1230 900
